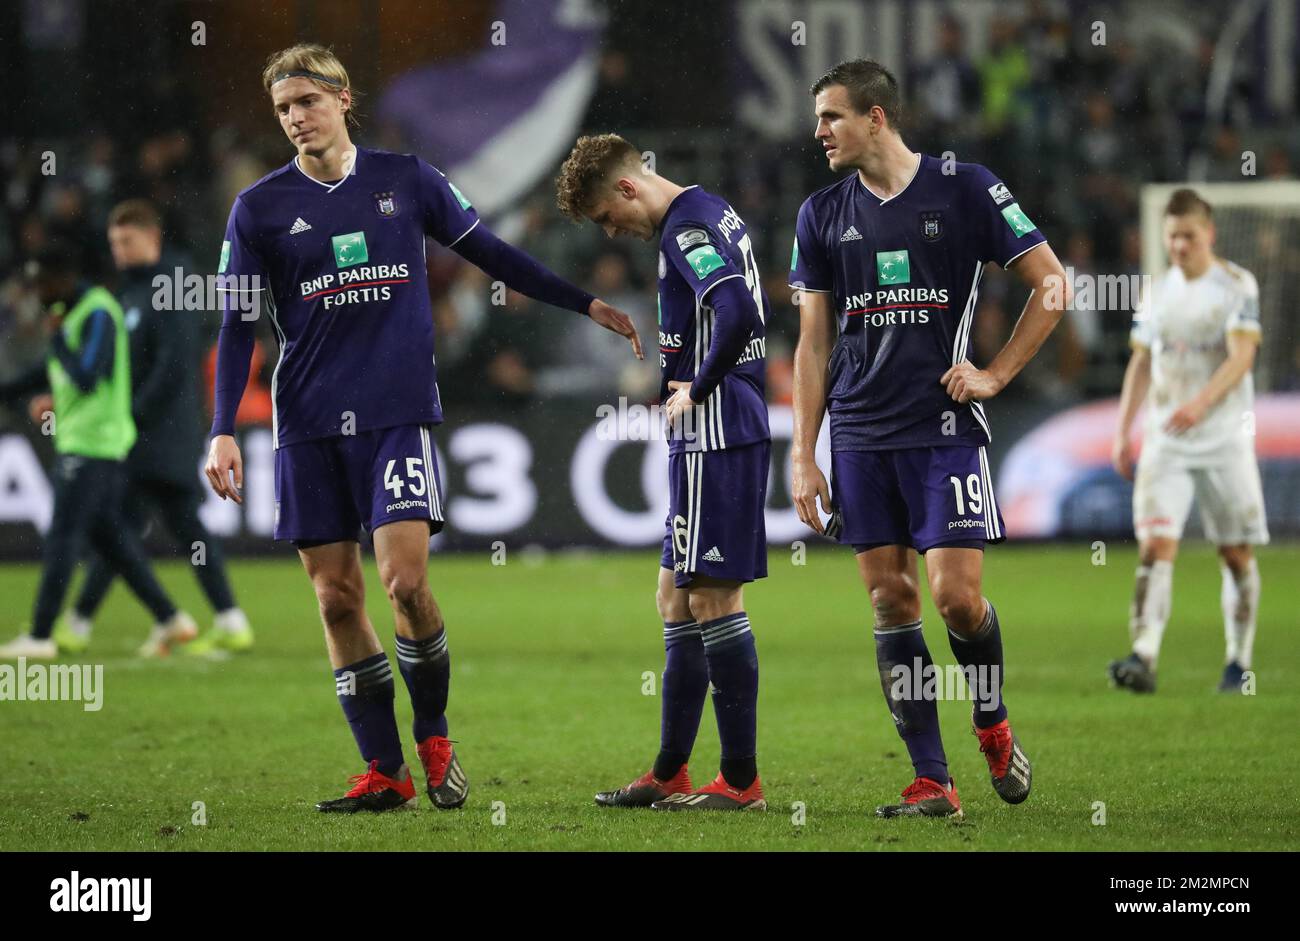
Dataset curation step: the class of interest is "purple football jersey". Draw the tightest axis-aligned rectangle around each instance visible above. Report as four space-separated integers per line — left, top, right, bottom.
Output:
217 147 479 447
789 155 1047 451
658 186 769 453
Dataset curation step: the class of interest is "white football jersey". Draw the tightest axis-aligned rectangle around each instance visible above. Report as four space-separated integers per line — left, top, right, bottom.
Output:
1131 258 1261 463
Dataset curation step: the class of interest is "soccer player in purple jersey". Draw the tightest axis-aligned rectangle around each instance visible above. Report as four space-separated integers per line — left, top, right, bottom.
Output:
556 135 770 811
204 45 642 814
789 61 1072 818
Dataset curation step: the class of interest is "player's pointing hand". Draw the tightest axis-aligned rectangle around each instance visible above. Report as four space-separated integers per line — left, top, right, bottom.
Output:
588 298 644 360
940 361 1004 404
205 434 245 505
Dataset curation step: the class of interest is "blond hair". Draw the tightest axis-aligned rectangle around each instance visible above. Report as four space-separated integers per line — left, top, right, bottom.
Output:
555 134 642 221
262 44 361 127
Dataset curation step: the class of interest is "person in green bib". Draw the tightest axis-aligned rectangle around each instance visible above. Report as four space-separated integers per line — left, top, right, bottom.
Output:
60 200 252 656
0 241 197 660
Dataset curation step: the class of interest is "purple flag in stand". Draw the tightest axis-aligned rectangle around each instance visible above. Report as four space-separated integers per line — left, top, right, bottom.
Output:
377 0 605 218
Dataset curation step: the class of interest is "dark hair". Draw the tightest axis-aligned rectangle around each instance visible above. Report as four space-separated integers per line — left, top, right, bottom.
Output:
108 198 162 231
1164 187 1213 220
811 59 903 128
27 238 82 280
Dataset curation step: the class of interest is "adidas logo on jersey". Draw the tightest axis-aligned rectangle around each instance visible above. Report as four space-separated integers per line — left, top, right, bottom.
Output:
289 217 312 234
703 546 725 563
840 226 862 242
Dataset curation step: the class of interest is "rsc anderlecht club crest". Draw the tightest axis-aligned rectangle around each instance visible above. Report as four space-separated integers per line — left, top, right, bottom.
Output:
374 192 399 217
920 210 943 242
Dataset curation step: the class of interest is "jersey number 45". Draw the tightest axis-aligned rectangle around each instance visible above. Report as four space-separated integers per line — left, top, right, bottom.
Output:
384 458 427 499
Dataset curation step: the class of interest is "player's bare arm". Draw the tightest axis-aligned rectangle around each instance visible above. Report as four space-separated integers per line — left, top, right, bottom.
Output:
791 289 835 535
940 241 1070 405
1165 329 1259 434
1111 343 1152 481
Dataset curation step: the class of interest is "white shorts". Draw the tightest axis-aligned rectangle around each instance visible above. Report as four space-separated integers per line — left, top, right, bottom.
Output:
1133 446 1270 545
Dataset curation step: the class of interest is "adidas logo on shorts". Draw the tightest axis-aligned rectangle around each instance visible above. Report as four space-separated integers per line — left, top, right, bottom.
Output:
703 546 725 563
840 225 862 242
289 217 312 234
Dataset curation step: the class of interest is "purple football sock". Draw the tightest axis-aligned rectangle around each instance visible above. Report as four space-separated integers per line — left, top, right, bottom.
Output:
874 620 949 784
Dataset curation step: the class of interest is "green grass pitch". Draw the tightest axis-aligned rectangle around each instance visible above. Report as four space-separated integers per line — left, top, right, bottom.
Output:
1 543 1296 851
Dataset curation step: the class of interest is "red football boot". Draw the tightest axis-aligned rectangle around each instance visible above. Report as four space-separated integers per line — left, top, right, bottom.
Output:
416 735 469 809
595 766 693 808
875 776 963 818
974 717 1032 804
651 772 766 811
315 760 418 813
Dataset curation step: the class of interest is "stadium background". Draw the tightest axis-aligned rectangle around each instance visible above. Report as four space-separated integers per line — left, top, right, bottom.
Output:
2 0 1298 556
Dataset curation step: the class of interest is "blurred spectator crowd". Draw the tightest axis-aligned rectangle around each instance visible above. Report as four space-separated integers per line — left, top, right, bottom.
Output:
4 0 1299 436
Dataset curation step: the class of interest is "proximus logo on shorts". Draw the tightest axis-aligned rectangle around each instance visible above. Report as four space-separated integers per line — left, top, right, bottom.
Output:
385 498 428 514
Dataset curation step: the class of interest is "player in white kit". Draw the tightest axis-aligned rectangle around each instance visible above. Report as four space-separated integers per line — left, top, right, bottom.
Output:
1109 188 1267 695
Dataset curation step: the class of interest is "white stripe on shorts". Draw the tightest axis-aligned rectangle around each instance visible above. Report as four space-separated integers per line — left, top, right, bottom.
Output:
420 426 442 522
687 452 704 572
979 446 1000 539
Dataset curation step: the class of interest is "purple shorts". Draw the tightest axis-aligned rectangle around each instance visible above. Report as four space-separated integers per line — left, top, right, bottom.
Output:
829 446 1004 553
274 423 445 544
660 440 770 589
